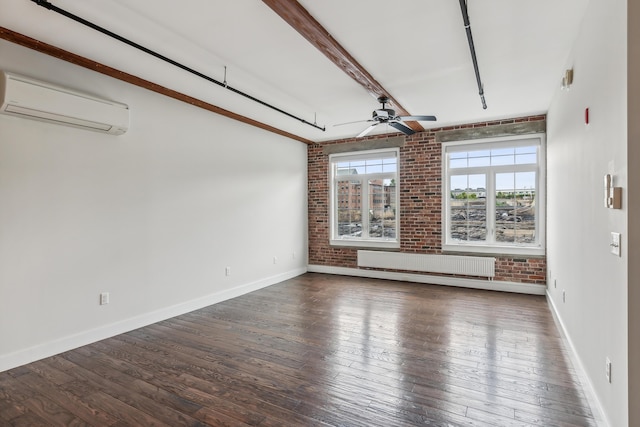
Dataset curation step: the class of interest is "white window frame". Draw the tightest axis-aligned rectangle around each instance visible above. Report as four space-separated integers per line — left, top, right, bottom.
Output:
442 134 546 256
329 148 400 249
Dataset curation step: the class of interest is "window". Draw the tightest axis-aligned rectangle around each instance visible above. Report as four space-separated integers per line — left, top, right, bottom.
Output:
329 148 399 248
442 134 545 255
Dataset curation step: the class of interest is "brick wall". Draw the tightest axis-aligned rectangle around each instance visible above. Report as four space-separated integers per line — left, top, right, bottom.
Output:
308 115 547 285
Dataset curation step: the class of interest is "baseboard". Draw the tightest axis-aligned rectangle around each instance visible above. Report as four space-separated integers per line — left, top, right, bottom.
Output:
546 291 610 427
307 264 546 295
0 267 307 373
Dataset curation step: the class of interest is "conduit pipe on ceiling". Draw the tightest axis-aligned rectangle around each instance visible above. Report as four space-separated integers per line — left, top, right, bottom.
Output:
458 0 487 110
30 0 326 132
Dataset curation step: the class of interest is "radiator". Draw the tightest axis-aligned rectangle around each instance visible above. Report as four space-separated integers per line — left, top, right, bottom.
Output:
357 250 496 278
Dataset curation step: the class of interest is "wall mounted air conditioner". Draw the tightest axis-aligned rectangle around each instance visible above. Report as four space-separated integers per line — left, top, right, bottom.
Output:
0 70 129 135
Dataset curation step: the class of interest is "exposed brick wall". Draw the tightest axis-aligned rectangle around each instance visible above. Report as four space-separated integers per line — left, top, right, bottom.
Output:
308 115 547 285
495 257 546 283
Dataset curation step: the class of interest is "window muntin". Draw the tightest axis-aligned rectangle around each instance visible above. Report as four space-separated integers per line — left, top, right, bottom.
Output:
330 149 399 248
443 135 545 255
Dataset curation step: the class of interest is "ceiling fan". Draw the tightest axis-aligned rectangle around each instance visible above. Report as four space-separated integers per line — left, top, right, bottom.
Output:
336 96 437 138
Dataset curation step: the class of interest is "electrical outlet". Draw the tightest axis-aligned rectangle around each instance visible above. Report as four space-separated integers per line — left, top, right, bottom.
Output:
100 292 109 305
606 357 612 383
610 232 621 257
225 266 231 276
273 256 278 264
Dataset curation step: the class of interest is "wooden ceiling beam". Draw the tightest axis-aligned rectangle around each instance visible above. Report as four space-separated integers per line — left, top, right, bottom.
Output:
262 0 424 133
0 27 314 145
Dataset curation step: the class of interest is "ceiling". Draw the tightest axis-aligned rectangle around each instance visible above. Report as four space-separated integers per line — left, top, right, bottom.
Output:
1 0 589 143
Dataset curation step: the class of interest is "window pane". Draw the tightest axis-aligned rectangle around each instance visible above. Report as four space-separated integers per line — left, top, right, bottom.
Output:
491 154 515 166
368 178 396 239
449 174 486 242
495 172 536 244
366 162 383 174
515 146 537 164
515 153 537 164
336 166 351 175
382 158 397 173
450 158 468 169
336 179 362 238
515 146 537 154
470 149 491 158
515 171 536 190
354 166 366 174
491 147 514 156
488 147 512 166
468 156 491 167
450 150 492 168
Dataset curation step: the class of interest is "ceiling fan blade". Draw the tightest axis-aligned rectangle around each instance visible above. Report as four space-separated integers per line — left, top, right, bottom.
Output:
334 119 373 127
398 115 437 122
357 124 378 138
389 121 415 136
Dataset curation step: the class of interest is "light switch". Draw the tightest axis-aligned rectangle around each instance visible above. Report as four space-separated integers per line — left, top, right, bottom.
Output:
610 232 621 256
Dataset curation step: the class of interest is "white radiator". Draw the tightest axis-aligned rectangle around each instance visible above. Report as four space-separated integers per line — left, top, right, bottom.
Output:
357 250 496 278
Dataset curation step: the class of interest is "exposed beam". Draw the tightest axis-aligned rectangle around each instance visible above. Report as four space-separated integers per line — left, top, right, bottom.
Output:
0 27 314 145
262 0 424 133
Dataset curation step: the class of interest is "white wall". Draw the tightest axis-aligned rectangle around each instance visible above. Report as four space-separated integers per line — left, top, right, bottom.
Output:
0 40 309 371
546 0 628 425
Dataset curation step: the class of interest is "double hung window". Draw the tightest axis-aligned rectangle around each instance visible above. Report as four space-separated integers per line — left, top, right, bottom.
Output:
442 135 545 255
329 149 400 248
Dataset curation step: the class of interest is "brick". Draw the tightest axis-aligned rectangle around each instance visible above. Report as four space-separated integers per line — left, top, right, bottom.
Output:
308 114 547 284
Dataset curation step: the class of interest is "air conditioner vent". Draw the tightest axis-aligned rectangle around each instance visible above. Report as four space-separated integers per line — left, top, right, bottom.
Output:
0 70 129 135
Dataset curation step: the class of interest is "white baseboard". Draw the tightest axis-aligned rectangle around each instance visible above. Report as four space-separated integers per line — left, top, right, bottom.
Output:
546 291 610 427
307 264 546 295
0 268 307 373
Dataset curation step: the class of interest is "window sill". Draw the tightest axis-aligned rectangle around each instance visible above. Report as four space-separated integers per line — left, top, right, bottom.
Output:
330 239 400 250
442 243 545 257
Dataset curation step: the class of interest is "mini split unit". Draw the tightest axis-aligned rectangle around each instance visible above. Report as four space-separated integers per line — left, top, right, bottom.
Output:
0 70 129 135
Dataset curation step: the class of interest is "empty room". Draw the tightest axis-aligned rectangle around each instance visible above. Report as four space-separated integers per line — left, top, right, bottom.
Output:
0 0 638 426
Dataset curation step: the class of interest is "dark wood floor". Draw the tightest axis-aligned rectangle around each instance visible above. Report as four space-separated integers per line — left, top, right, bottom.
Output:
0 273 596 426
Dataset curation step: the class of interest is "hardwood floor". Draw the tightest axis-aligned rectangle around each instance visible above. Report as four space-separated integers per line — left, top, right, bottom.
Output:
0 273 596 426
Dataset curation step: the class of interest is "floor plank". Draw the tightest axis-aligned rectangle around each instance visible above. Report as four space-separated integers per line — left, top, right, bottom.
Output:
0 273 597 426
